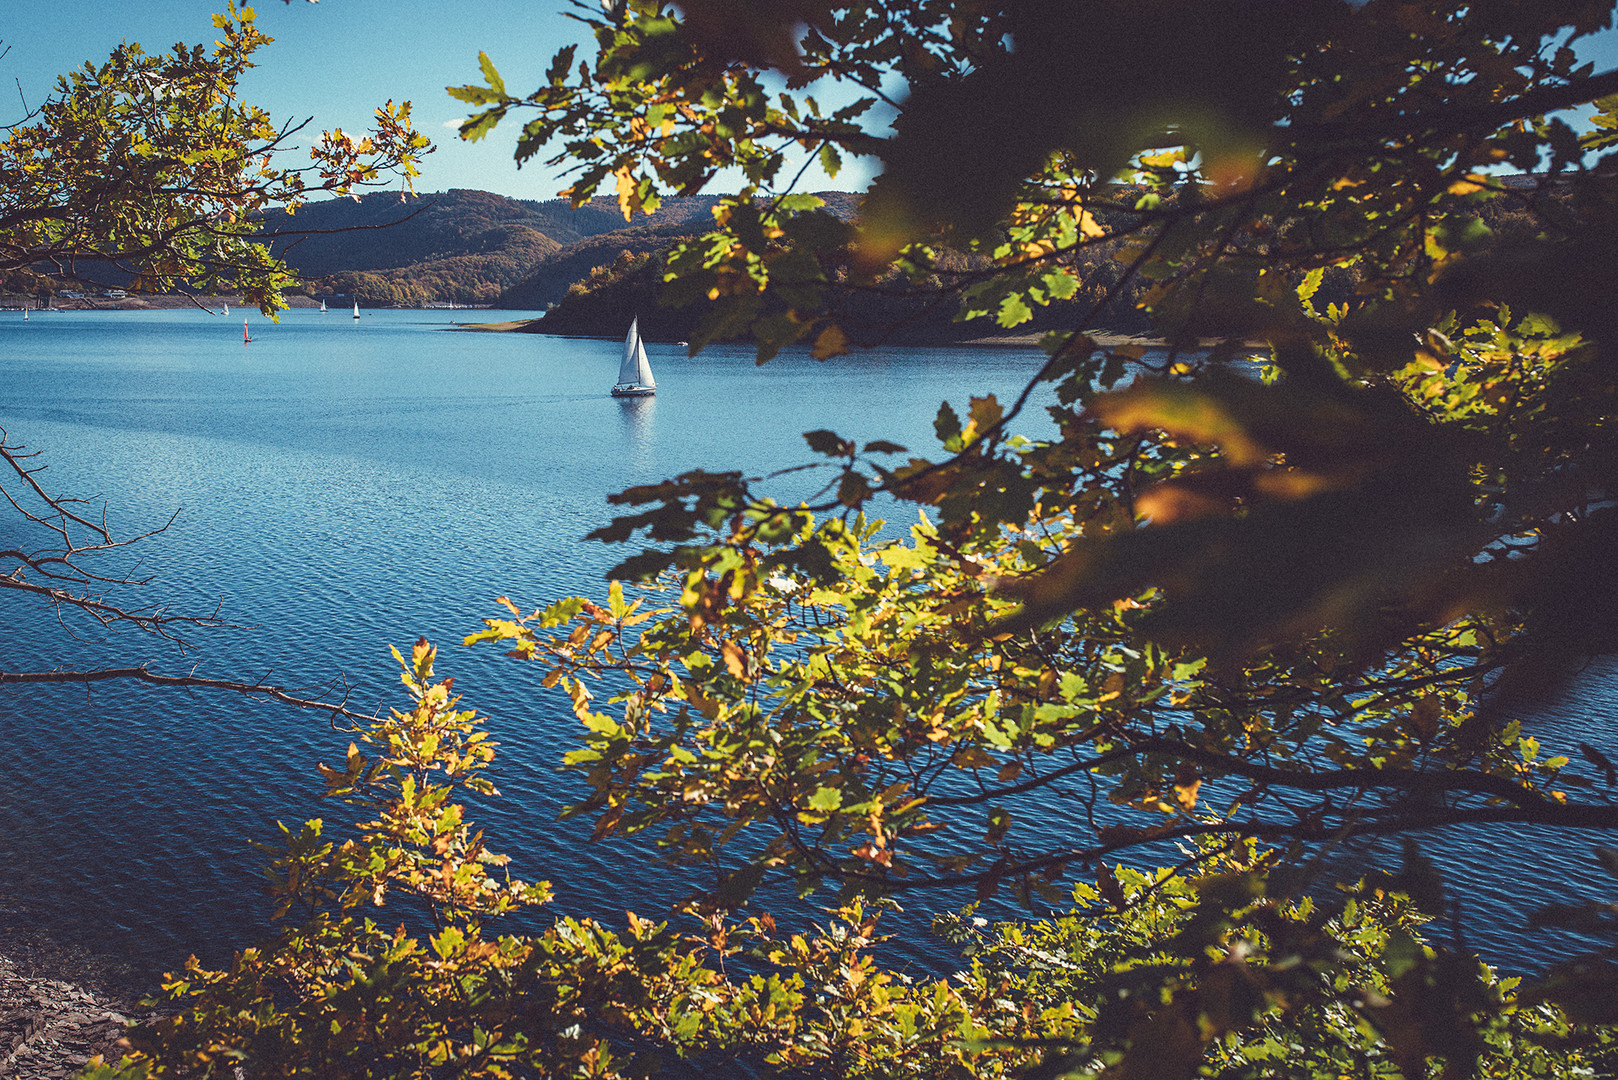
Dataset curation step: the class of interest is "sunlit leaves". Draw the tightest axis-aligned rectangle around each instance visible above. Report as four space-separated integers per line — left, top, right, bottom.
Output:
426 2 1618 1076
114 641 778 1080
0 6 428 313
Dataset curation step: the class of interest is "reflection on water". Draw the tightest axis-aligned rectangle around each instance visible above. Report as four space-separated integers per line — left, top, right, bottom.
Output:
615 392 657 475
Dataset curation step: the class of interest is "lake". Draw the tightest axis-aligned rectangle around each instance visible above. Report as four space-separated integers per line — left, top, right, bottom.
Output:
0 308 1613 988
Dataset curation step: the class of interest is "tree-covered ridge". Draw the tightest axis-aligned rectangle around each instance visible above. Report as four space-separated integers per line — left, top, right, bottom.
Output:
493 217 706 313
262 189 578 276
256 188 560 306
254 190 853 308
496 191 860 311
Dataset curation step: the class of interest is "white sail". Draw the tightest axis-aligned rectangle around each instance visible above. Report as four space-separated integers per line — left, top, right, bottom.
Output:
353 301 360 319
617 318 656 388
634 334 656 388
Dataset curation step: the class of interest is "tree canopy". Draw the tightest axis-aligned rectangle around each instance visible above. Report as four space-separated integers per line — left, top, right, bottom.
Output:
0 1 428 314
63 1 1618 1078
458 0 1618 1072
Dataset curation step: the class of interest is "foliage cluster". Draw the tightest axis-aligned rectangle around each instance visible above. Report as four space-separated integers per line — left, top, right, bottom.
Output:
447 0 1618 1074
85 640 1616 1080
531 215 1169 343
15 0 1618 1077
0 1 428 314
494 193 861 311
86 641 721 1079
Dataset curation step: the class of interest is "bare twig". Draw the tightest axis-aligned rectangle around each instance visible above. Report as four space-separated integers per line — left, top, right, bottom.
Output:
0 665 378 725
1 428 377 725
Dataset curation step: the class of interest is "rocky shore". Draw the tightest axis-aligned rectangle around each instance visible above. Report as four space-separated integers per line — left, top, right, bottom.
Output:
0 955 141 1079
0 911 158 1080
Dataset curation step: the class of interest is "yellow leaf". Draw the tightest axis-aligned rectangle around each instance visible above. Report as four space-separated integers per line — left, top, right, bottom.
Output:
812 323 849 359
613 166 640 220
1138 149 1183 169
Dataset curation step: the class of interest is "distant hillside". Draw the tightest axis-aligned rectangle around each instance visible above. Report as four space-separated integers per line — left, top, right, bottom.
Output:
495 192 862 310
260 189 581 305
526 194 729 238
252 190 860 308
528 197 1159 345
494 219 709 311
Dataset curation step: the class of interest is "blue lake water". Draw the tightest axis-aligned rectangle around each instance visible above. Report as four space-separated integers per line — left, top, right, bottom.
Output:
0 307 1613 987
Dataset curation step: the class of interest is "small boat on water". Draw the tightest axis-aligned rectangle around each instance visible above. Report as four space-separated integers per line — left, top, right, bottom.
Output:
224 302 230 315
352 301 360 320
320 299 327 313
243 320 251 343
610 317 656 397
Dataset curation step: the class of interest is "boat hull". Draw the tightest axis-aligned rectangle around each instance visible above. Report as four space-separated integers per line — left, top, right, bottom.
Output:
611 385 656 397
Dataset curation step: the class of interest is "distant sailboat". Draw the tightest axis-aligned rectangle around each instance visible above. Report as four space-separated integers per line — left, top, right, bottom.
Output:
352 301 360 320
610 317 656 397
320 299 327 313
244 319 251 344
224 302 230 315
22 305 27 321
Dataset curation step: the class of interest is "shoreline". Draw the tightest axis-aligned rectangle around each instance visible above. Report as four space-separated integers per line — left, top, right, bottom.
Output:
1 296 497 313
0 947 146 1078
445 320 1191 350
0 896 161 1077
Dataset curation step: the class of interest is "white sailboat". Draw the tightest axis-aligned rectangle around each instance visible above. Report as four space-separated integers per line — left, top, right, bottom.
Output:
223 301 230 315
320 299 327 313
610 317 656 397
352 301 360 320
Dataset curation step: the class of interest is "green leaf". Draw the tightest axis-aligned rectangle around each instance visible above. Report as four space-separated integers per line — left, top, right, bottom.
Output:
546 44 578 86
996 292 1033 328
540 596 587 628
1297 266 1324 310
805 786 843 812
819 142 842 178
478 51 507 99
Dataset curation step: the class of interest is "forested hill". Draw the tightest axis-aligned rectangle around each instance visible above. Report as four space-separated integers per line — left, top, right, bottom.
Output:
258 189 576 306
254 190 855 308
495 192 863 310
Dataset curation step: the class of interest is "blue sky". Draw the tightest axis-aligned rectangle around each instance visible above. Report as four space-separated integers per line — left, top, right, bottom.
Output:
0 0 872 202
3 1 1616 205
1 1 610 201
